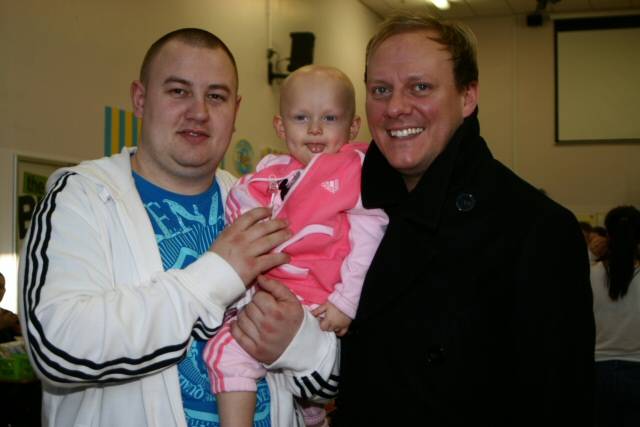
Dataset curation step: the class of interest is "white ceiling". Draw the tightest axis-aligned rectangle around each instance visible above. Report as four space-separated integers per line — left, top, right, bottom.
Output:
359 0 640 19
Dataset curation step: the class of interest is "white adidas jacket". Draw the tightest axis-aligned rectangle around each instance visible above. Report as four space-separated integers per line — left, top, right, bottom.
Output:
18 148 339 426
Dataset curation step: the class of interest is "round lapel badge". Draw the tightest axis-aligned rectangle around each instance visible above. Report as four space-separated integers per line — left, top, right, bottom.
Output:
455 192 476 212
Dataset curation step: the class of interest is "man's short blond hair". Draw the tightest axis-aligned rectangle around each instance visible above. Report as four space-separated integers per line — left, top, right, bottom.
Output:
365 13 478 91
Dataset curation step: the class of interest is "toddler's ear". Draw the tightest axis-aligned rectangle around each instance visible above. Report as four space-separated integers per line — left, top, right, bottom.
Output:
273 115 286 140
349 115 361 140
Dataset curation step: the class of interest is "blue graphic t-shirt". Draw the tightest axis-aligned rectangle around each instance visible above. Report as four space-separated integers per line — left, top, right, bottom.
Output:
133 172 271 427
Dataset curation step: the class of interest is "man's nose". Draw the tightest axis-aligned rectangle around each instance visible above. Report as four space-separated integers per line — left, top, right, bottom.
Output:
186 98 209 122
385 91 412 118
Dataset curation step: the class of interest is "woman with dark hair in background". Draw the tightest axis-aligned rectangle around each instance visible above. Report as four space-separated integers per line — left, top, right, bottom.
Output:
592 205 640 427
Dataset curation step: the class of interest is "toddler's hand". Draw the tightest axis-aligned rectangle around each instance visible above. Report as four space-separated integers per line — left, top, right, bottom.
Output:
312 302 352 337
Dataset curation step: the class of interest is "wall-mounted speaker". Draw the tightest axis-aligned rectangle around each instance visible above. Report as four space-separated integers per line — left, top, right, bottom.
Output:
268 32 316 85
288 32 315 72
526 13 544 27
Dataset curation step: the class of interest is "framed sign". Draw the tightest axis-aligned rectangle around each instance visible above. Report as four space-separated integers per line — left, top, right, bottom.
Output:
15 156 74 256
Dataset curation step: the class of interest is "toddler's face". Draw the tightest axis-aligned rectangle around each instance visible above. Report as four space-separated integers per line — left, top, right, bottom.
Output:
275 73 359 165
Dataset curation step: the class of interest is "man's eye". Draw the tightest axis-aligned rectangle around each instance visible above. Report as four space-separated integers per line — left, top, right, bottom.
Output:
169 88 187 96
371 86 389 96
208 93 227 102
414 83 431 91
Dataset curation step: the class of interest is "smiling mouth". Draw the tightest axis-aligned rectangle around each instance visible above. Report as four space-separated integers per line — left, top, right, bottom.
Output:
388 127 424 138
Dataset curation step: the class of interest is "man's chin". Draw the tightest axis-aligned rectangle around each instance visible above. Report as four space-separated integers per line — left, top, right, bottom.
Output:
174 159 217 175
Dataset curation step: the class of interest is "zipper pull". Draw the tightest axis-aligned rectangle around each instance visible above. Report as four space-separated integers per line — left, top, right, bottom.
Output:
267 175 278 208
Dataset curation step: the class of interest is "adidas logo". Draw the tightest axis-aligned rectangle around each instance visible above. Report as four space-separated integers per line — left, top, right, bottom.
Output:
321 179 340 194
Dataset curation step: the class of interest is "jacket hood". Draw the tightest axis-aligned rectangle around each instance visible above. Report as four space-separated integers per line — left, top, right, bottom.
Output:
47 147 137 199
47 147 237 204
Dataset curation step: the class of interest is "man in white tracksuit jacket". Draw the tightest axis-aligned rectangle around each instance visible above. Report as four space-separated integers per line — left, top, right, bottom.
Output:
19 28 339 426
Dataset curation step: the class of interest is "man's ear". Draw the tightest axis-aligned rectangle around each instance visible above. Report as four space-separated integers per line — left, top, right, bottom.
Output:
273 115 286 140
232 95 242 133
131 80 146 119
349 115 362 140
462 81 479 118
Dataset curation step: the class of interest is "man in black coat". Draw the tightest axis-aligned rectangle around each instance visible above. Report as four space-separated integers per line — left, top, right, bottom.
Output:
334 13 595 426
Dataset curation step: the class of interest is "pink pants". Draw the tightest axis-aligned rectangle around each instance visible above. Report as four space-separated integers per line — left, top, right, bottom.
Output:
204 321 265 393
204 310 327 425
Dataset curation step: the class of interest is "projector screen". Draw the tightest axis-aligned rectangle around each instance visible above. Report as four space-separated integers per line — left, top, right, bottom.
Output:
555 15 640 144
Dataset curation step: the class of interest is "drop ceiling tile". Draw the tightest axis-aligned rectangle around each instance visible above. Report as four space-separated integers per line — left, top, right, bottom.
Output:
465 0 514 16
589 0 633 10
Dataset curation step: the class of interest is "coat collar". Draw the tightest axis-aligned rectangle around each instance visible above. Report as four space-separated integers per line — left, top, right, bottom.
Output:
361 108 488 231
355 109 496 322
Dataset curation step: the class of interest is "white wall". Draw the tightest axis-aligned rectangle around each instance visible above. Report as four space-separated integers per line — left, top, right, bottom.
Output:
0 0 380 312
465 14 640 220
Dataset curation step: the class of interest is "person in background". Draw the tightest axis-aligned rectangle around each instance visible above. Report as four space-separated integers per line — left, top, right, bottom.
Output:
593 226 608 238
204 65 386 427
0 272 21 343
580 221 596 261
334 13 595 426
19 28 337 426
591 205 640 427
591 225 609 239
581 221 609 264
591 225 609 256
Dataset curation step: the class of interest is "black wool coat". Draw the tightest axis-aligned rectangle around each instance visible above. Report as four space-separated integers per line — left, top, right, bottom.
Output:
334 111 595 426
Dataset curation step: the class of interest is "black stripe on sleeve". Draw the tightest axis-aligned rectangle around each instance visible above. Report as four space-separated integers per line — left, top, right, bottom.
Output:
22 172 192 383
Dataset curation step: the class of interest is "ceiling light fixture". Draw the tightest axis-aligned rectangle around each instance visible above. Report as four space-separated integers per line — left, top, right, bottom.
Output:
430 0 450 10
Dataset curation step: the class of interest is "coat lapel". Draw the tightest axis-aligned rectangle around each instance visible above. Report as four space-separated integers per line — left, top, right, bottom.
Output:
357 110 486 322
355 214 436 321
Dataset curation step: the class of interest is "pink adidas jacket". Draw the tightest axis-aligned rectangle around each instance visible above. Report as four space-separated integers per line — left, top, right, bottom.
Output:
226 143 387 318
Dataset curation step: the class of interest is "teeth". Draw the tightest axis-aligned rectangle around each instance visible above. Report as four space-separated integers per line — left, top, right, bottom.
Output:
183 130 205 137
306 144 325 153
389 127 424 138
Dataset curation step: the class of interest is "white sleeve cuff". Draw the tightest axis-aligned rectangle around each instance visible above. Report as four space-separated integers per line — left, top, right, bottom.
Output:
177 251 245 311
266 309 336 374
